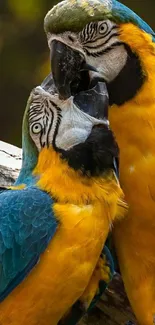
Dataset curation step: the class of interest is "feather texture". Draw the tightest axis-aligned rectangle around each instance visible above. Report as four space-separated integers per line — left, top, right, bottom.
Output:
0 187 57 300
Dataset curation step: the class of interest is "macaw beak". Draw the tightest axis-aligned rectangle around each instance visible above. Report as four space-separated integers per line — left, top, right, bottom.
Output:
40 73 109 120
50 40 98 99
74 82 109 120
49 40 109 120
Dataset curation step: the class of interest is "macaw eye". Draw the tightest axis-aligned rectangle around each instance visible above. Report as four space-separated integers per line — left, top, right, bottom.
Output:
31 123 42 134
98 22 108 35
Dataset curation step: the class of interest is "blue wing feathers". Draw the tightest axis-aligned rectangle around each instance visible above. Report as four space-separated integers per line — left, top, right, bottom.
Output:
0 187 58 300
112 0 155 41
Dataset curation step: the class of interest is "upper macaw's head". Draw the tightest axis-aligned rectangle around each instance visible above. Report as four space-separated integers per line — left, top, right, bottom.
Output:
19 74 118 181
44 0 155 106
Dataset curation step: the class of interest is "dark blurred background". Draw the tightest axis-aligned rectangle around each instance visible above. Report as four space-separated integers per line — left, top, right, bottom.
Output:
0 0 155 147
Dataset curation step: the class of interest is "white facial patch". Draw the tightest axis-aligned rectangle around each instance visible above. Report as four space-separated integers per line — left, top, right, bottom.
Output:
87 45 128 82
55 98 108 150
80 19 128 82
29 87 107 151
29 88 61 151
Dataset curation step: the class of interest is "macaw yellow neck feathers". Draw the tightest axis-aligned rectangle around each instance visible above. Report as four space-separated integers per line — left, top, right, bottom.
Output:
33 147 126 221
109 23 155 160
119 23 155 105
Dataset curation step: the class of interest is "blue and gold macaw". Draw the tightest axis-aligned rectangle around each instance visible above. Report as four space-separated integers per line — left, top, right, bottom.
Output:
44 0 155 324
0 75 126 324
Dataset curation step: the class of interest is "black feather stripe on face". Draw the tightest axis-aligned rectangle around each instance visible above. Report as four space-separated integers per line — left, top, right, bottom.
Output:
80 20 119 55
29 91 62 150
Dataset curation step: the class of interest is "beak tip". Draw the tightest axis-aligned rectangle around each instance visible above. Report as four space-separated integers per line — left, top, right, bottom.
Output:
74 81 109 120
81 62 98 73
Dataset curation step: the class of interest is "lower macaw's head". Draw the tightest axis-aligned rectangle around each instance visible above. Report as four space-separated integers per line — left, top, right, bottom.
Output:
28 75 109 152
44 0 155 106
20 74 118 179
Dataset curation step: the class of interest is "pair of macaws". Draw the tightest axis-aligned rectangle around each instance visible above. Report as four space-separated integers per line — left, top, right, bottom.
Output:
0 0 155 324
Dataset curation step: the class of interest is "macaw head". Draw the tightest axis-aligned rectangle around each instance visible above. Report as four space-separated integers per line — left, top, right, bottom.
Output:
27 76 109 152
17 73 116 184
44 0 155 106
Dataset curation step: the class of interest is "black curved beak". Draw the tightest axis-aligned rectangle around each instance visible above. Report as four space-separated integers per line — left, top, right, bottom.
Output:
50 40 97 99
74 81 109 120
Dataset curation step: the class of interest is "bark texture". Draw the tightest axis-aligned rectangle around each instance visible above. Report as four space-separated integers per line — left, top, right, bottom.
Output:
0 140 137 325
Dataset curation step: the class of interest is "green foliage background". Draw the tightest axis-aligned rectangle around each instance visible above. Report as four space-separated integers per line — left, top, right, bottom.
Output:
0 0 155 147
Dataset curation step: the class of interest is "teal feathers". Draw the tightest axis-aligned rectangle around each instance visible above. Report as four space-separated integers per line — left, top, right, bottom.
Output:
0 187 57 301
112 0 155 41
16 96 38 186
